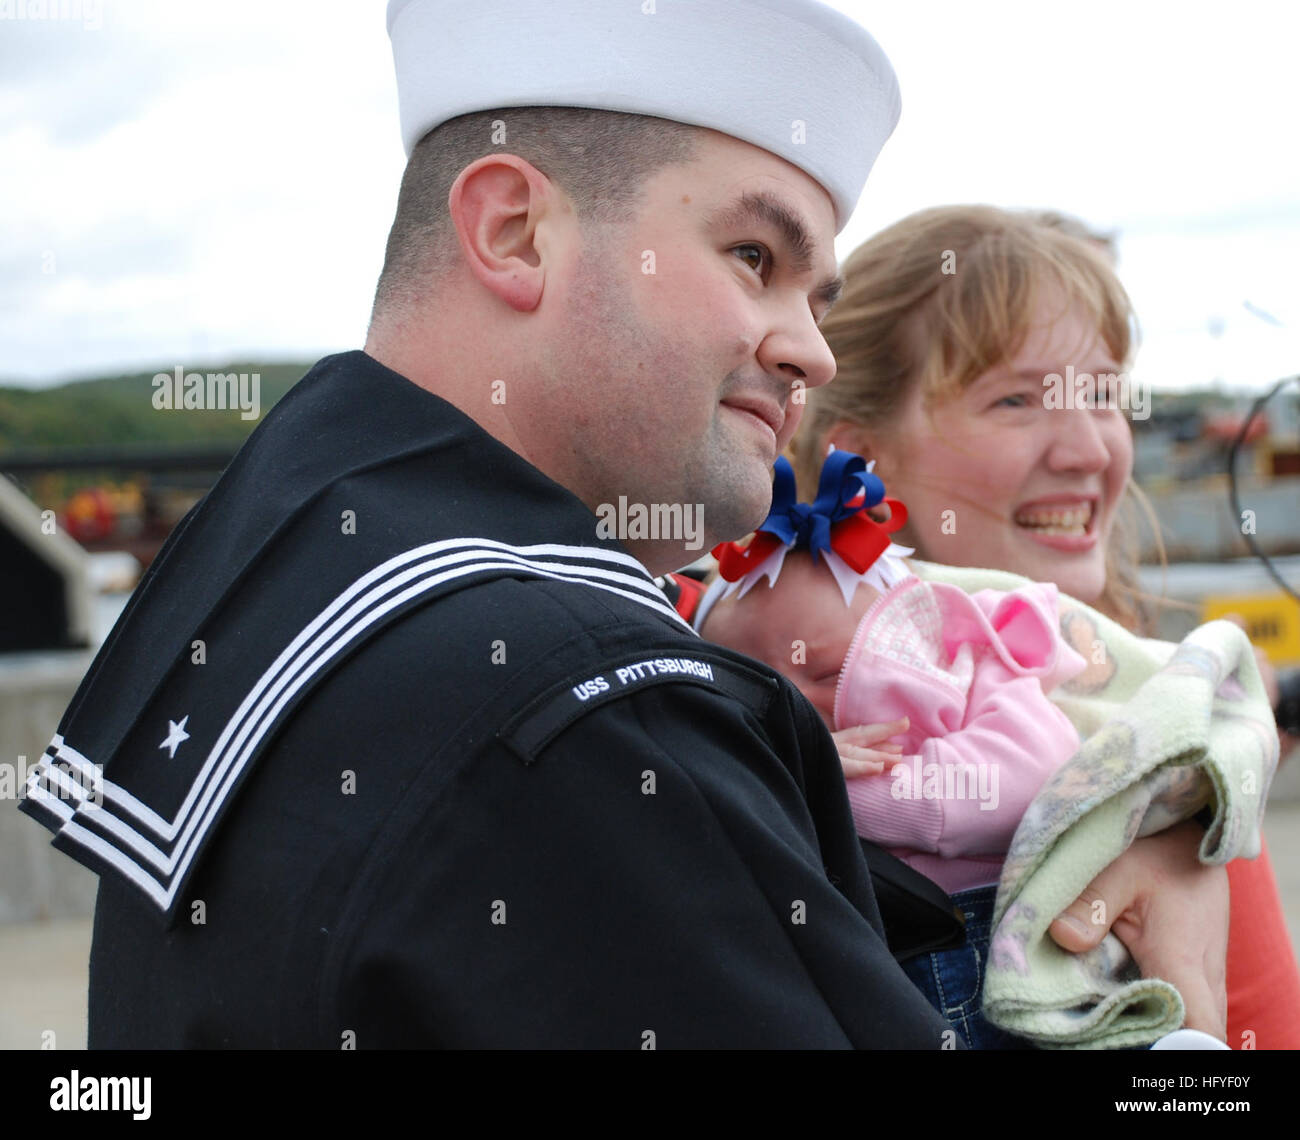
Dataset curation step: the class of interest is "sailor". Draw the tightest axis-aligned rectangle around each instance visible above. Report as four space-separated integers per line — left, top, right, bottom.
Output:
20 0 965 1046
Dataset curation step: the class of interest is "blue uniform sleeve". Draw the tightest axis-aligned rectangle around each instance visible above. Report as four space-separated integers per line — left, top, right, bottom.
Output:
329 670 958 1048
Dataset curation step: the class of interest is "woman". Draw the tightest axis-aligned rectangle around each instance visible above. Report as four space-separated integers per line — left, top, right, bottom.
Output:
790 204 1300 1048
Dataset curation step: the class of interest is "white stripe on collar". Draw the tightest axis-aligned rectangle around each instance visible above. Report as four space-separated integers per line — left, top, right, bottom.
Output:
24 539 694 914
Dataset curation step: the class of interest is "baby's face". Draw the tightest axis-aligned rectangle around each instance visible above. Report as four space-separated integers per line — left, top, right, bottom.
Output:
701 552 880 726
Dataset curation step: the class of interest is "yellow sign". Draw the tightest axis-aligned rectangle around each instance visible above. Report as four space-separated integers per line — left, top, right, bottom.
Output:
1201 593 1300 665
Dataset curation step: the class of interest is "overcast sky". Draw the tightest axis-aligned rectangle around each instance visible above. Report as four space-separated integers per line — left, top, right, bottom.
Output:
2 0 1297 395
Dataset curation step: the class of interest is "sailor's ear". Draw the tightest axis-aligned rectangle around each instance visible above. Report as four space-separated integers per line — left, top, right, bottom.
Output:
447 155 559 313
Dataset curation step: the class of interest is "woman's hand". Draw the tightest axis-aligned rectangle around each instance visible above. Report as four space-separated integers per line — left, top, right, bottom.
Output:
1048 820 1229 1041
833 717 911 777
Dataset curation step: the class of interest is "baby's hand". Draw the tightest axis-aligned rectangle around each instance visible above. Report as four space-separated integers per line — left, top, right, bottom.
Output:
832 717 911 778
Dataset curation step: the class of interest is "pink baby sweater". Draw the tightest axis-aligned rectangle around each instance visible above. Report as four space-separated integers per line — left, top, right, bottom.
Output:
834 576 1088 893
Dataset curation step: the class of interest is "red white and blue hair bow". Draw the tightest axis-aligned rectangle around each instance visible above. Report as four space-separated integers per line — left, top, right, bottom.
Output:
693 449 914 631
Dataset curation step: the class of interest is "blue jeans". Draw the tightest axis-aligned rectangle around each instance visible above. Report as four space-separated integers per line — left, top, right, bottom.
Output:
898 884 1029 1050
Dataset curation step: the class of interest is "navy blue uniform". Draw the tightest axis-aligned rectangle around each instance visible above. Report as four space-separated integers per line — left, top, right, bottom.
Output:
20 351 957 1048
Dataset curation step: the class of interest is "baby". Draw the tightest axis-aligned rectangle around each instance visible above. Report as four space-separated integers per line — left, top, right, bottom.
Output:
697 452 1088 1049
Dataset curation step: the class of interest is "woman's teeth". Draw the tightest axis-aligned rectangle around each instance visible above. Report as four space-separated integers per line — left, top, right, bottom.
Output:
1014 505 1092 535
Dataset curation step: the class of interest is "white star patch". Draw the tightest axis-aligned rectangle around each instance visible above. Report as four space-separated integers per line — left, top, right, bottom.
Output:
159 716 191 759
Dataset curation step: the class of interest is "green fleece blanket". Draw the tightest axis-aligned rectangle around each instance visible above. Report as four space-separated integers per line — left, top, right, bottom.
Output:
911 560 1278 1049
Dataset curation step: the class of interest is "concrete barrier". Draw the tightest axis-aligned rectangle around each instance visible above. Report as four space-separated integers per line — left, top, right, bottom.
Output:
1139 476 1300 562
0 651 98 922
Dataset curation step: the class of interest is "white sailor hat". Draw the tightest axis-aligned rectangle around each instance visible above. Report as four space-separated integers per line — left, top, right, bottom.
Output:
386 0 901 233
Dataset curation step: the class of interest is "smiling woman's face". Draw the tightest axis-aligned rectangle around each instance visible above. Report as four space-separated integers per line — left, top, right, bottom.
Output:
837 299 1134 605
